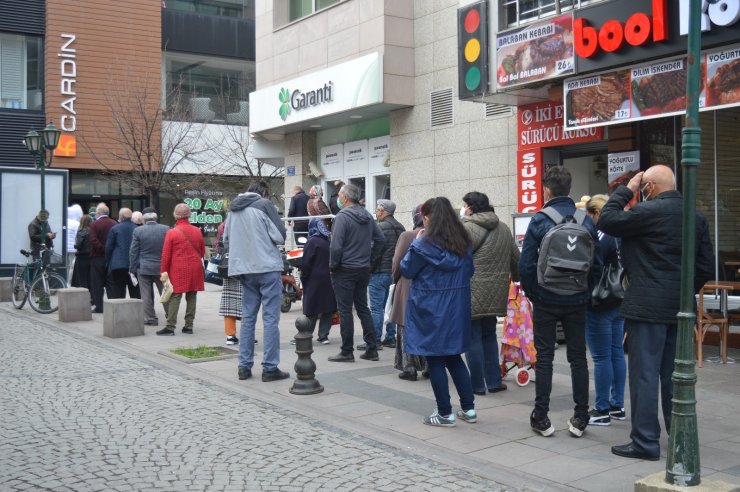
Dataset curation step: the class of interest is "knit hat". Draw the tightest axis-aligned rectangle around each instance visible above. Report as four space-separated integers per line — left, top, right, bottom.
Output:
377 199 396 214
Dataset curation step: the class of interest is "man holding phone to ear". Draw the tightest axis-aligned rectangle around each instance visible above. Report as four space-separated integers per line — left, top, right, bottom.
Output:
598 164 713 461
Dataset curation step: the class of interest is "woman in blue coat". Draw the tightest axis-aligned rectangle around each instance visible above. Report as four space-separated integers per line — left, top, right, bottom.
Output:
401 197 475 427
300 218 337 343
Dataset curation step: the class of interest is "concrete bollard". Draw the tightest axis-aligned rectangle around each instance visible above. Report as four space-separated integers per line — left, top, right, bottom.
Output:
103 299 144 338
0 277 13 302
58 288 93 322
290 315 324 395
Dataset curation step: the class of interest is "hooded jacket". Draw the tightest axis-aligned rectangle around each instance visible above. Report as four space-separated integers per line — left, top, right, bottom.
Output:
400 237 474 356
372 215 406 273
463 211 520 318
329 204 384 271
226 192 286 275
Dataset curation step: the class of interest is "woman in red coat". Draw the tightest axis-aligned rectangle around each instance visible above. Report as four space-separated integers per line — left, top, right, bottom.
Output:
157 203 205 336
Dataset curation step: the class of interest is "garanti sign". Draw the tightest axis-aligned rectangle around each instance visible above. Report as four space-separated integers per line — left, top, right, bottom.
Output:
250 52 383 133
574 0 740 73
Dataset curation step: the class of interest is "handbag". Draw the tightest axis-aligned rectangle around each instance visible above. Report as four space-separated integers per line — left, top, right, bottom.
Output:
217 253 229 278
591 263 625 308
160 279 174 303
206 254 221 274
331 311 340 326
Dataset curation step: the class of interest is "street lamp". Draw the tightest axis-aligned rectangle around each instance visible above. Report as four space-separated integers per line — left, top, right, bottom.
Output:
23 123 62 259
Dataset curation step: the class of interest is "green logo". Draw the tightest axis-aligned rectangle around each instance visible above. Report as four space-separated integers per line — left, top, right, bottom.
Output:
279 88 291 121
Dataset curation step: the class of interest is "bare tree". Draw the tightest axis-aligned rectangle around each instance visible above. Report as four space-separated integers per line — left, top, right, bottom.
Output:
81 75 216 208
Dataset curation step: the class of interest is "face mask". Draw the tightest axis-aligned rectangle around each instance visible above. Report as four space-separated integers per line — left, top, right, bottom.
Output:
336 197 344 210
640 184 651 202
459 206 466 219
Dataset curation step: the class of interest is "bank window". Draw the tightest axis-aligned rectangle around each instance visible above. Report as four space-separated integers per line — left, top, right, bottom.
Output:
164 52 255 124
288 0 341 22
0 33 43 111
499 0 605 29
164 0 254 19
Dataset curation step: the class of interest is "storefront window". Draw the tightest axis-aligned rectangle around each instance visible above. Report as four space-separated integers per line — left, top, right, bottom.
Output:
288 0 340 22
165 0 254 19
164 52 254 124
0 33 42 111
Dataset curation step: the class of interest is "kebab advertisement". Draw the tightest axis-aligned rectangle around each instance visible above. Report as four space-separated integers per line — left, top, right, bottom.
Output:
706 45 740 109
496 14 575 89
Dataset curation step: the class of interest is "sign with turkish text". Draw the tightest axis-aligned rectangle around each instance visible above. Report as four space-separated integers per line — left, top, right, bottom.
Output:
183 190 225 236
343 139 368 176
320 144 343 179
607 151 641 193
496 14 575 89
368 135 390 173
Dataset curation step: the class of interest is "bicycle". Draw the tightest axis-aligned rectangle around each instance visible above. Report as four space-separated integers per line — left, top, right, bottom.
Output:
11 246 68 314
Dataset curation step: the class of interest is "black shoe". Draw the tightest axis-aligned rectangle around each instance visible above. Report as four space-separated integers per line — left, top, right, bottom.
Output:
144 320 158 326
588 408 611 426
182 327 193 334
238 367 252 380
359 350 379 361
328 352 355 362
609 406 627 420
530 410 554 437
421 371 430 379
156 328 175 336
381 338 396 348
398 371 417 381
473 390 486 396
611 442 659 461
567 416 588 437
488 383 508 393
262 368 290 382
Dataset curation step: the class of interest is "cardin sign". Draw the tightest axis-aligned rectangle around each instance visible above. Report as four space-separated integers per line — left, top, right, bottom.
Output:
575 0 740 73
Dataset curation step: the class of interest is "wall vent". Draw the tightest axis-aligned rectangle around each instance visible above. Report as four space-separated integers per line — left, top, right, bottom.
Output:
430 88 454 129
485 103 514 119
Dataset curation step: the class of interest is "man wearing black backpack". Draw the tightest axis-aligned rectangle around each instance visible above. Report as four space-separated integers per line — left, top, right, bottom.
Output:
520 166 601 439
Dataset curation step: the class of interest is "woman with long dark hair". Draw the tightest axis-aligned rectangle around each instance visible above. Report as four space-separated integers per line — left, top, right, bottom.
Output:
401 197 475 426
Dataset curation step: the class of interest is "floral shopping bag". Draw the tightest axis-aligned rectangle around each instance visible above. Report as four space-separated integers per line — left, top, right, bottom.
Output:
501 282 537 365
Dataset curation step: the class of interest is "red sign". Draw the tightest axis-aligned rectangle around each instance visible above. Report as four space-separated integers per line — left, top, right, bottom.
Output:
516 101 604 212
574 0 667 58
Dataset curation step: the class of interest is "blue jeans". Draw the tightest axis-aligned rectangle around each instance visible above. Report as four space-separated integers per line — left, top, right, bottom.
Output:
465 316 503 392
426 354 475 416
238 271 282 371
586 308 626 412
369 272 396 343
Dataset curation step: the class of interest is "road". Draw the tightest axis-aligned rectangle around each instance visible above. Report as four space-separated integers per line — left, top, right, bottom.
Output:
0 311 512 491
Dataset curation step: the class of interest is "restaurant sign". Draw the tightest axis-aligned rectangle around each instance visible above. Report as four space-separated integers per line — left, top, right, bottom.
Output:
564 42 740 130
517 101 603 212
496 14 575 89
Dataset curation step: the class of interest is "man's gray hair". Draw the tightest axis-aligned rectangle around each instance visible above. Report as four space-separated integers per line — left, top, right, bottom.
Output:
340 184 361 204
143 212 158 222
96 203 109 216
118 208 133 220
173 203 191 220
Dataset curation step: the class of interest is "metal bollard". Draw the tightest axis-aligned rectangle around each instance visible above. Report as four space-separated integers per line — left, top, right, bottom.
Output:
290 315 324 395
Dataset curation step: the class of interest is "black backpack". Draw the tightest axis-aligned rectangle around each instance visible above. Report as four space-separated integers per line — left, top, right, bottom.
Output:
536 207 595 296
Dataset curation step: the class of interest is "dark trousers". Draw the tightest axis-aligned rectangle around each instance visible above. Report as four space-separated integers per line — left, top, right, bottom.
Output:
426 354 474 416
308 313 332 340
626 320 676 457
109 269 141 299
330 268 376 354
532 301 589 420
89 256 112 312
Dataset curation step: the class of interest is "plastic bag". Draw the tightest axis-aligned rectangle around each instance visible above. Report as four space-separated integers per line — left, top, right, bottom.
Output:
383 284 395 324
160 280 174 304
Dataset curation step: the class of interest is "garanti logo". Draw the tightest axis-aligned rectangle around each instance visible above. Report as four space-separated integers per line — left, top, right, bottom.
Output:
278 82 334 122
278 88 291 121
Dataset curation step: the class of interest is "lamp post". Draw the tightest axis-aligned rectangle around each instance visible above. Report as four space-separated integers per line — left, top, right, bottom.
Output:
666 0 703 486
23 123 62 259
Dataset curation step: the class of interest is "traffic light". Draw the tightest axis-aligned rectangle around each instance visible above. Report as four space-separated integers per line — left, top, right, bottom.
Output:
458 1 489 99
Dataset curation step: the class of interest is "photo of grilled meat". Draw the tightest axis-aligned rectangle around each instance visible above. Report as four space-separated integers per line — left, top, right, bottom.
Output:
635 70 686 112
708 59 740 106
568 72 630 122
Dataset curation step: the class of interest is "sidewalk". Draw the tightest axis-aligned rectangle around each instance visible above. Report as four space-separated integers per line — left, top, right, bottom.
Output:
4 285 740 491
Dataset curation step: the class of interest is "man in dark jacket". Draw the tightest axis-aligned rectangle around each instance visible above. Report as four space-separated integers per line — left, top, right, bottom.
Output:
367 199 405 349
519 166 601 439
598 164 713 461
329 179 344 215
88 203 117 313
28 209 56 260
328 184 385 362
130 207 170 326
105 208 140 299
287 185 310 238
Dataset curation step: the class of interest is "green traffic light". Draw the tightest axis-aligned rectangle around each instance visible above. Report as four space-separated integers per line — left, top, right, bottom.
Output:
465 66 481 91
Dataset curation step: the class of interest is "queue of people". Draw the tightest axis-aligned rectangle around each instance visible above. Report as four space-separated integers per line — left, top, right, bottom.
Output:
33 166 716 460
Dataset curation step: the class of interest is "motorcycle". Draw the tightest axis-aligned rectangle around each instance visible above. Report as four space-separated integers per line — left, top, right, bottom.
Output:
281 244 304 313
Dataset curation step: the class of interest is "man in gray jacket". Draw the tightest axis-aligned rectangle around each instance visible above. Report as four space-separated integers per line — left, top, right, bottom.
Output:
129 207 170 326
328 184 385 363
227 181 289 383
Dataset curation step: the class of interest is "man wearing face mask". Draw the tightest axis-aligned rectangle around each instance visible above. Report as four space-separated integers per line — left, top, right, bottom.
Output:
598 164 714 461
328 184 385 362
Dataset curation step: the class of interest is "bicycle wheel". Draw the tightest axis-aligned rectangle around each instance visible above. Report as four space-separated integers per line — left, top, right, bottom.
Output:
11 265 28 309
28 272 67 314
